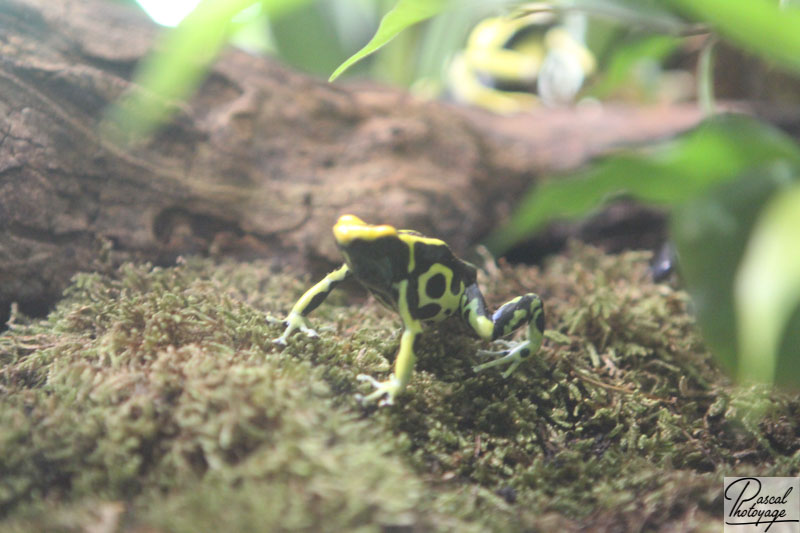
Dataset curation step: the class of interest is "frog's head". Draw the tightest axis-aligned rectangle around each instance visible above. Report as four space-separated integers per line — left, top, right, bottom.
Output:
333 215 403 287
333 215 397 247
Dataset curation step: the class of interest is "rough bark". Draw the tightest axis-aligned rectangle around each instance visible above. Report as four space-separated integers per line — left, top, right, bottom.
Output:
0 0 706 320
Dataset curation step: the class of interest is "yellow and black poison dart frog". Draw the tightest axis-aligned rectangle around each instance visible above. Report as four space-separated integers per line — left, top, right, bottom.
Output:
274 215 545 406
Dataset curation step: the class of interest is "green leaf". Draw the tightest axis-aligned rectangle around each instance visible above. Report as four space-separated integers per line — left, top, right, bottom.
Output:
486 114 800 254
329 0 450 82
544 0 693 35
696 36 716 114
735 183 800 386
671 162 798 379
669 0 800 74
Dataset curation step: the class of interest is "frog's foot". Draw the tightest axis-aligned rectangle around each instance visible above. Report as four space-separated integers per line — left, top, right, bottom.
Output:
271 312 318 345
355 373 403 406
473 340 533 378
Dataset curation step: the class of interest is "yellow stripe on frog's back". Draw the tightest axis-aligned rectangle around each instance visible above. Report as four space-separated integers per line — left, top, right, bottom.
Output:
398 230 446 273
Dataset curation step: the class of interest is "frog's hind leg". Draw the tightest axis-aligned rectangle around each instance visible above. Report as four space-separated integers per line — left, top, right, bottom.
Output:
462 286 545 377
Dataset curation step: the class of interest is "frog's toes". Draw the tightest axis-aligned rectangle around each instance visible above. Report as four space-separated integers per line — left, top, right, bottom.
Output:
271 311 320 345
272 335 288 346
273 327 319 345
300 326 319 337
475 347 507 359
490 338 516 350
472 341 532 378
265 315 285 327
355 374 402 406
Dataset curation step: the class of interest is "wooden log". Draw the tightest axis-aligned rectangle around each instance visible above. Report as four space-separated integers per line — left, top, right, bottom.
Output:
0 0 706 321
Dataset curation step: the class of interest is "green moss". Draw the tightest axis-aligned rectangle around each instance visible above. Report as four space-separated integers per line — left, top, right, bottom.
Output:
1 245 798 532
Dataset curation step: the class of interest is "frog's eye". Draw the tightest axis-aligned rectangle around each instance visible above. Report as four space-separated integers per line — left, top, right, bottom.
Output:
333 215 397 245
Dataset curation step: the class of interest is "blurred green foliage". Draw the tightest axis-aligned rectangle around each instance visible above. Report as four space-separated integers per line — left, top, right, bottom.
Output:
486 115 800 252
490 116 800 389
672 0 800 74
735 183 800 386
112 0 800 387
671 162 800 386
485 1 800 389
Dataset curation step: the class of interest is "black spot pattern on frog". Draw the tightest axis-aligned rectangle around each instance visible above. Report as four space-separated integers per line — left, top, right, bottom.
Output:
490 293 543 340
302 290 329 316
403 240 477 322
299 267 353 316
417 303 442 320
462 284 490 321
412 333 424 353
450 271 462 294
425 273 446 299
535 304 545 333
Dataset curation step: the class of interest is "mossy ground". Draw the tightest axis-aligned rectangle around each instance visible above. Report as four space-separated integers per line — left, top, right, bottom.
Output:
1 244 798 532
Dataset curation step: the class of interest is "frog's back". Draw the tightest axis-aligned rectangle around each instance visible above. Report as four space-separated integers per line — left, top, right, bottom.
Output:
335 218 478 322
397 230 477 322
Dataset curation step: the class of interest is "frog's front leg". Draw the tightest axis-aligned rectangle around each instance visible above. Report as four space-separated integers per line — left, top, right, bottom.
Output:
461 284 545 377
273 264 352 345
356 323 421 406
357 281 421 406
